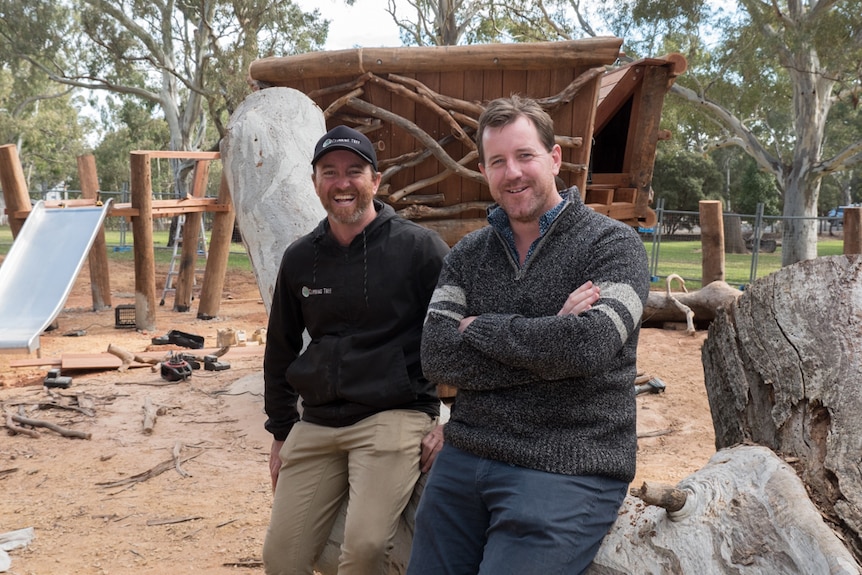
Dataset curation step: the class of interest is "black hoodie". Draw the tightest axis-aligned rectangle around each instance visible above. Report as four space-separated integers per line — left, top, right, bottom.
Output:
263 200 450 441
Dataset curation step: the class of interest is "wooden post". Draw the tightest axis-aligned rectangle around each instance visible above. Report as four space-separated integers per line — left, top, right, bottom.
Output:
843 207 862 255
699 200 725 285
197 172 235 320
173 160 209 312
76 154 113 310
130 152 157 331
0 144 32 237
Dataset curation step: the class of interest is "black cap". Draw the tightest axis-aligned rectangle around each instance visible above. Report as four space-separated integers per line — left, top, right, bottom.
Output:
311 125 378 171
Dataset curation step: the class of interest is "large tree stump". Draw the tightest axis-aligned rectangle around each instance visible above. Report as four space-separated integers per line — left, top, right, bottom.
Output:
702 255 862 561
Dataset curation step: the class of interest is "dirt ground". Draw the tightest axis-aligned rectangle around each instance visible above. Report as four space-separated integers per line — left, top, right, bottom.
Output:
0 258 714 574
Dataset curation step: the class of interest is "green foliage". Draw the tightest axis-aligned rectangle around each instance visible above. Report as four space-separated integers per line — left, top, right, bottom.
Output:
93 99 171 194
733 158 781 216
0 0 328 181
0 0 93 191
652 149 722 211
0 67 91 192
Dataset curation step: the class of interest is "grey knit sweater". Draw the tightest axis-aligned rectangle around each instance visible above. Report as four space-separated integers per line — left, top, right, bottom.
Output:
421 194 649 482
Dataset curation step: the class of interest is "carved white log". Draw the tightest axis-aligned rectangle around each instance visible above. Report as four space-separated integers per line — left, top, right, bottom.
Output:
588 445 860 574
220 87 326 313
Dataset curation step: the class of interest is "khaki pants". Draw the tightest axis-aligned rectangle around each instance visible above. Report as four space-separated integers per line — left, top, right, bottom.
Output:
263 409 436 575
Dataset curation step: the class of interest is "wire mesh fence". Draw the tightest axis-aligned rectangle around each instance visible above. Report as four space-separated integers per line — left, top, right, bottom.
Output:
641 202 845 290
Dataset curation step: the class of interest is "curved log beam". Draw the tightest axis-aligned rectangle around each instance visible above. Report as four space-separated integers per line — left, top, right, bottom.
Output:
397 201 492 220
368 75 472 146
323 87 364 120
388 73 485 117
346 97 485 185
389 150 479 203
307 72 374 100
538 66 606 113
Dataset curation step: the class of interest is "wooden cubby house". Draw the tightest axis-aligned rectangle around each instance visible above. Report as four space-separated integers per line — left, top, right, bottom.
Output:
248 39 685 245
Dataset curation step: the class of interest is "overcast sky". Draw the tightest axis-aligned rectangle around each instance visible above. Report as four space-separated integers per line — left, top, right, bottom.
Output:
296 0 403 50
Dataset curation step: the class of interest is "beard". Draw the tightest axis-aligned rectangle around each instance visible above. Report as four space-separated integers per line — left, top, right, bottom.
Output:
322 190 374 225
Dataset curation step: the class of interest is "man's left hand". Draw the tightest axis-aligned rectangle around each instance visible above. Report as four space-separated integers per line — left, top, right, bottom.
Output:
420 424 445 473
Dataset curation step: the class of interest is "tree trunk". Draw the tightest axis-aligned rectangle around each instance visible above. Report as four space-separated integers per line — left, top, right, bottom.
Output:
702 255 862 562
724 213 747 254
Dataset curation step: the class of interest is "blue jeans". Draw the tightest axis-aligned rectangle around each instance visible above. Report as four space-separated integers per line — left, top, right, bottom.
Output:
407 444 627 575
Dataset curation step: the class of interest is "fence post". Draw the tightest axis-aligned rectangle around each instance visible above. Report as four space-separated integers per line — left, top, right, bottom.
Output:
699 200 725 285
749 203 765 285
843 207 862 255
649 197 664 282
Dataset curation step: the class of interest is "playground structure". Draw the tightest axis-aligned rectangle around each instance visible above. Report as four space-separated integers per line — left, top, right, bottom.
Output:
0 144 235 347
249 38 685 244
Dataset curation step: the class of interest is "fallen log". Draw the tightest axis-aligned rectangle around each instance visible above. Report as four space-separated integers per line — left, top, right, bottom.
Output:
142 396 159 434
643 278 742 326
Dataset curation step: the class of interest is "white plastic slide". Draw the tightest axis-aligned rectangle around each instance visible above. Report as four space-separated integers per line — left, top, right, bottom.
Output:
0 199 113 354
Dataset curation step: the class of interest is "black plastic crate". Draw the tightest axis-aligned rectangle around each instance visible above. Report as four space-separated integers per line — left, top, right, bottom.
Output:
114 305 136 329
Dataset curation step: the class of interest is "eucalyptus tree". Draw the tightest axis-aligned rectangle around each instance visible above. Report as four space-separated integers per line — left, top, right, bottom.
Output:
0 0 90 191
630 0 862 265
1 0 327 196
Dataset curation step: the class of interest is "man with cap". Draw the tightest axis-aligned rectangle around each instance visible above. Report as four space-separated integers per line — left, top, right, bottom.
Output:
262 125 450 575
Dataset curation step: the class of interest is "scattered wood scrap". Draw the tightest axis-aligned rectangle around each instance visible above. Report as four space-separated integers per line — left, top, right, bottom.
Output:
96 446 203 489
223 559 264 568
5 411 91 439
142 396 166 434
146 516 203 526
4 411 40 438
0 468 19 480
106 343 160 372
637 429 673 439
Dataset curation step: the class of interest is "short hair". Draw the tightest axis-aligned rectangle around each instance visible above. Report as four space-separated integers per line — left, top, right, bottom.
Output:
476 95 556 165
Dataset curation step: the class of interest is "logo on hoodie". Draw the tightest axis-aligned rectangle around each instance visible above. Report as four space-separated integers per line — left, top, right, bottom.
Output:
302 286 332 298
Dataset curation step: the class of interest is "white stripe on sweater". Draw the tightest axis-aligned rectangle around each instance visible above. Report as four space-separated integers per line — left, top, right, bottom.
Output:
426 284 466 323
593 282 643 342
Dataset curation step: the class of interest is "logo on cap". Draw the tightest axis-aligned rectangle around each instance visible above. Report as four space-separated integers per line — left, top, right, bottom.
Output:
322 137 362 149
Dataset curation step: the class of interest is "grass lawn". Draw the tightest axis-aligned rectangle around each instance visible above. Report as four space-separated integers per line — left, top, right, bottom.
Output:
647 237 845 290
